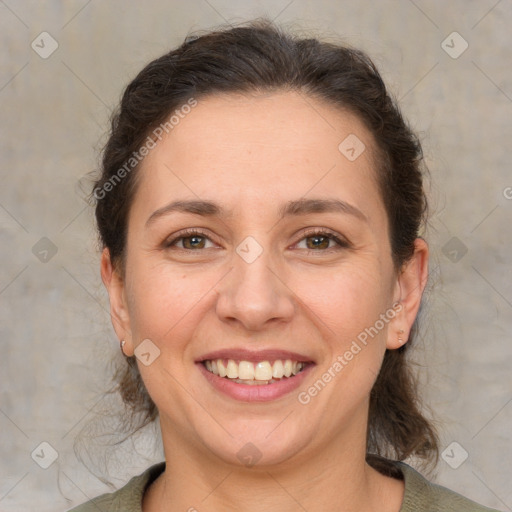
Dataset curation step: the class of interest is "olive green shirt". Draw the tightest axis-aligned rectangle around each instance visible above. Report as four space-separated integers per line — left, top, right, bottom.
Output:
68 461 502 511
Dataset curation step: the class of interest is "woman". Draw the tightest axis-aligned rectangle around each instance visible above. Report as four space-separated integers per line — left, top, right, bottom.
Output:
70 20 502 512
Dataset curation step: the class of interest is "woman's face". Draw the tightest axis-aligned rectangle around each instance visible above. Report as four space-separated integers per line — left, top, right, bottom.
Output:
103 91 427 468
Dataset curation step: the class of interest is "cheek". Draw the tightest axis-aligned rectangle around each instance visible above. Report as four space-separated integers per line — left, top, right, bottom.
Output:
290 258 392 340
290 260 394 418
125 259 219 344
126 255 394 340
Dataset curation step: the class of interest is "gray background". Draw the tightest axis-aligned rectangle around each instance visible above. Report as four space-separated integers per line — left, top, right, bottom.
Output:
1 1 511 511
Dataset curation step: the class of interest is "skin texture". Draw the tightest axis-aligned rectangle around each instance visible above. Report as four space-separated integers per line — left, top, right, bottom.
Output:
101 91 428 512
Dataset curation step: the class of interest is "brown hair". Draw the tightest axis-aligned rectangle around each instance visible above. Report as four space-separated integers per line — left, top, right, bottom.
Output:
91 19 438 475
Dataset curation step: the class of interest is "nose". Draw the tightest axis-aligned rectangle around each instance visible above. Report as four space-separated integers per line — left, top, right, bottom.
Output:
215 248 295 332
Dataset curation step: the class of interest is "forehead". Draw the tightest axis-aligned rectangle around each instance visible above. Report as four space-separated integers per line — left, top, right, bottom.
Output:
150 91 374 164
133 91 385 226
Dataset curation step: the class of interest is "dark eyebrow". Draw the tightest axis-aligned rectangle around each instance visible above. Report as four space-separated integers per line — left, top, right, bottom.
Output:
145 197 367 227
145 200 226 227
278 198 367 222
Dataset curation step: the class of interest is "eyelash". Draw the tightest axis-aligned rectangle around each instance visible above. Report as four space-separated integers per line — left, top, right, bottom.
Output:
163 228 350 253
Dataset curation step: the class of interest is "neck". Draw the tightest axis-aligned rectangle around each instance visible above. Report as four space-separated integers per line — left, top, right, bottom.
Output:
143 415 404 512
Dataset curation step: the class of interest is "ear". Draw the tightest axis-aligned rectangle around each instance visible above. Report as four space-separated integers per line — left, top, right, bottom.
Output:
100 248 134 356
386 238 429 350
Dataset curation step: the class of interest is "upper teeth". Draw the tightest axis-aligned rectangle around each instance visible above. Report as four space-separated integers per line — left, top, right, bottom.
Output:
204 359 305 380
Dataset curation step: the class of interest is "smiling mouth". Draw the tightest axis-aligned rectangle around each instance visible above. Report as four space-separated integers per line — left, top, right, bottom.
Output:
202 358 308 385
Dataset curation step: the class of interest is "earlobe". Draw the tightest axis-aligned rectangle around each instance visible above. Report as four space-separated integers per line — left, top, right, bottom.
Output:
386 238 429 350
100 248 134 355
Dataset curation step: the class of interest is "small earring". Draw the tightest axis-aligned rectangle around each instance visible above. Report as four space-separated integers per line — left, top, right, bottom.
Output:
120 340 126 354
398 329 405 345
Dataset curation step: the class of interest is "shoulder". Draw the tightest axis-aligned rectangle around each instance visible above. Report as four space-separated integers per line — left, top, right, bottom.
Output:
396 461 503 512
66 462 166 512
67 459 503 512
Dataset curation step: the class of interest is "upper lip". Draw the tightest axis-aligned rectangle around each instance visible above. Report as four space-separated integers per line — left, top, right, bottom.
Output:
196 348 315 363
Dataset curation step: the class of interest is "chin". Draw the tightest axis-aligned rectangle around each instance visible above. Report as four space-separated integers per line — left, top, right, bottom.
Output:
198 419 313 469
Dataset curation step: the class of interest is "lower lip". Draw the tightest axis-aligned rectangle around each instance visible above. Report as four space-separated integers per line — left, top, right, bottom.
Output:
197 362 314 402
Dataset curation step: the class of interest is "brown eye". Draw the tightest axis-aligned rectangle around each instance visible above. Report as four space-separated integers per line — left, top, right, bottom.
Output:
295 230 349 252
305 234 331 250
181 235 207 249
164 229 216 250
